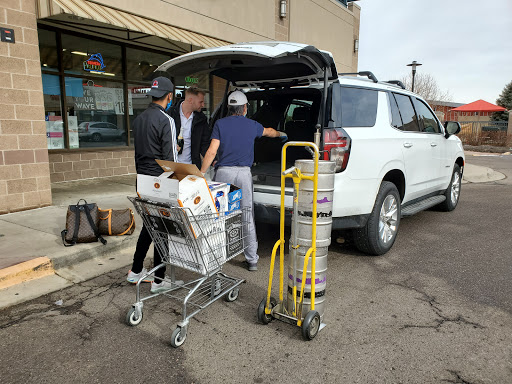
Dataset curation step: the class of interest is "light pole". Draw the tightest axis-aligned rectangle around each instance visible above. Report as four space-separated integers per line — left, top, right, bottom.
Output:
406 60 422 93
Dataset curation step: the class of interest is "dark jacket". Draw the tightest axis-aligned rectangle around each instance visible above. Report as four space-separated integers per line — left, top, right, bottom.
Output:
169 101 211 169
133 103 177 176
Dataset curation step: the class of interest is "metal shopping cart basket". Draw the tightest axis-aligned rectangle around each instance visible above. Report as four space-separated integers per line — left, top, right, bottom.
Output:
125 196 248 347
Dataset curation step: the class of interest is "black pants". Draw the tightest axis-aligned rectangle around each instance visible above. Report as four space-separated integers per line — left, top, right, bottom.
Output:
131 224 166 279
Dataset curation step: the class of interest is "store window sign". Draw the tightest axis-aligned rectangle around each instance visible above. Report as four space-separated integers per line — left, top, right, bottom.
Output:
83 53 106 73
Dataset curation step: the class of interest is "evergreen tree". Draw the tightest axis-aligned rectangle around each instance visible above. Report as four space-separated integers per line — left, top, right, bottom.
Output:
491 81 512 121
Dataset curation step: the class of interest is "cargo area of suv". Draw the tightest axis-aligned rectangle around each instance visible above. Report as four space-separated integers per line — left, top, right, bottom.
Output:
247 87 322 187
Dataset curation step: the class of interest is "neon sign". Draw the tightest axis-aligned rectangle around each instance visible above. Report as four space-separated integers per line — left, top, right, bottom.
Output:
185 76 199 84
83 53 106 73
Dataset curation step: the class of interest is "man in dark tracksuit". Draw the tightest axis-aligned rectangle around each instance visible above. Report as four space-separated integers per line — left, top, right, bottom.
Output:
169 87 211 169
127 76 182 293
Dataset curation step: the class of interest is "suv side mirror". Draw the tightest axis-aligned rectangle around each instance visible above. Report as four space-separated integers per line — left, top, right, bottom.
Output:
444 121 461 138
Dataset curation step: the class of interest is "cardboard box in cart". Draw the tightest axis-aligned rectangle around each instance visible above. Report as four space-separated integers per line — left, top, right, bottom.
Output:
208 182 242 215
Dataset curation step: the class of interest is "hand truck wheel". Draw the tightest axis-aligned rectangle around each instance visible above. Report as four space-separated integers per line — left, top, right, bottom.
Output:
125 307 143 326
171 326 187 348
224 287 239 302
301 310 321 340
257 297 277 325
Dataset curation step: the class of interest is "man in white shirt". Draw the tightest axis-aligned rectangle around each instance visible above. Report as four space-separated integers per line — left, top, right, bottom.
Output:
170 87 211 168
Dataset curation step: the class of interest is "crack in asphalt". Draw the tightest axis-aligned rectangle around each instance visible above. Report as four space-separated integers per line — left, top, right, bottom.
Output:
391 282 485 331
442 370 475 384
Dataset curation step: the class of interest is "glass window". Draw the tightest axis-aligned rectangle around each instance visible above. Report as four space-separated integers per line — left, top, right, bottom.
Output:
389 92 403 129
42 74 64 149
393 93 420 132
61 34 122 79
65 77 127 148
126 47 175 82
128 84 151 146
38 29 58 71
413 98 441 133
340 87 378 127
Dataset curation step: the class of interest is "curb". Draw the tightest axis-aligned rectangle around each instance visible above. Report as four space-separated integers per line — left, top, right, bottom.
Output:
0 257 54 290
0 231 139 292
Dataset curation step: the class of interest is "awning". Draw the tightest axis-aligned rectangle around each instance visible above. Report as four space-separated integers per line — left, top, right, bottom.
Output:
36 0 230 49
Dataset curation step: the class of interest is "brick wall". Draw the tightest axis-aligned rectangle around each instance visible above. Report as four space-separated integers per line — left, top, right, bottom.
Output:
275 0 289 41
49 149 136 182
0 0 51 214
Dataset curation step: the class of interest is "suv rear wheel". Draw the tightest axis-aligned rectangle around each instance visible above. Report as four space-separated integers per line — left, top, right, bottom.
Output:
353 181 401 256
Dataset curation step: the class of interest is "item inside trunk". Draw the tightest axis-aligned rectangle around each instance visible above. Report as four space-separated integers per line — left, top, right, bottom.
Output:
248 88 322 187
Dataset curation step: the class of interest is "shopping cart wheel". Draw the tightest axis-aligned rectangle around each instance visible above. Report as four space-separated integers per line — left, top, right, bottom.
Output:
224 287 239 302
126 307 143 326
171 326 186 348
301 310 321 340
257 297 276 325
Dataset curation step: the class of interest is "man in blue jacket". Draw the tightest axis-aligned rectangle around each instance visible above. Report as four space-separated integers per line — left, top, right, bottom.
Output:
200 91 286 271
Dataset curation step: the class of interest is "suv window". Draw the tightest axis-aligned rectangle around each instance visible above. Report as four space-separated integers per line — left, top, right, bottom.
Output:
389 93 403 129
413 98 441 133
341 87 378 127
393 93 420 132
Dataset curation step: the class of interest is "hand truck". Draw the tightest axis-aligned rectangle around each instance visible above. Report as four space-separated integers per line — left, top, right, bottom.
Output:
126 197 248 347
257 141 324 340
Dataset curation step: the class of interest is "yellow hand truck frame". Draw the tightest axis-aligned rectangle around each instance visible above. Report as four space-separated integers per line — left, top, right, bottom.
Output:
257 141 323 340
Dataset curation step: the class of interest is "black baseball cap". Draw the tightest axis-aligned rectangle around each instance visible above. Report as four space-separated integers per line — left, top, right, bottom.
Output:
148 76 174 98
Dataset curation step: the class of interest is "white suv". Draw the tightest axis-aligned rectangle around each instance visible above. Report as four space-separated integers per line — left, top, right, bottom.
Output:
158 42 465 255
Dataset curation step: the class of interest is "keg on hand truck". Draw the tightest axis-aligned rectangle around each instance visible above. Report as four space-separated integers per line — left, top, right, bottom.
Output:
257 141 335 340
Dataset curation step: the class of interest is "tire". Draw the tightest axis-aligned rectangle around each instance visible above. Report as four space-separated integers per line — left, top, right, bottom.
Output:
353 181 401 256
437 164 461 212
225 287 239 302
257 297 277 325
125 307 143 326
170 327 186 348
301 310 321 340
91 133 101 142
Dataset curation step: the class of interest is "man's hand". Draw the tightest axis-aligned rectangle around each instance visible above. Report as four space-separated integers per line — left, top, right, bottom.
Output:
279 131 288 142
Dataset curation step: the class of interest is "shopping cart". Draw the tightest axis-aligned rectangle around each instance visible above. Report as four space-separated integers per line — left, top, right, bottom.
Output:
126 196 248 347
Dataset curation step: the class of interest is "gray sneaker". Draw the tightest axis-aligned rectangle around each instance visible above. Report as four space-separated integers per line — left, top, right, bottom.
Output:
127 269 153 284
244 261 257 271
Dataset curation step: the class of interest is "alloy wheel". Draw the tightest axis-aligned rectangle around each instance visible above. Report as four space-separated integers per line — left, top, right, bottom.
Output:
379 195 398 244
450 172 460 205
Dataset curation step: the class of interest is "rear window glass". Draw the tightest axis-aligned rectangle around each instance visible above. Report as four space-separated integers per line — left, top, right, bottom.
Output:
341 87 378 127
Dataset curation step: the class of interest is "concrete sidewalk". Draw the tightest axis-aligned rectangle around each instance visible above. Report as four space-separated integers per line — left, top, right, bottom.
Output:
0 175 141 308
0 157 506 309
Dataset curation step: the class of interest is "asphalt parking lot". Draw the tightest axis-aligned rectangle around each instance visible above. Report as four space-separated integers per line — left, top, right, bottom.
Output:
1 153 511 384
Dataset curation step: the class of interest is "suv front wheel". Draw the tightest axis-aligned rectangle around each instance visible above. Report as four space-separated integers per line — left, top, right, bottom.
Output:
353 181 401 256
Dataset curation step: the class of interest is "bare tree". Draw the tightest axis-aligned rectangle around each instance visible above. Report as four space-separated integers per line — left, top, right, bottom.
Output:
399 73 452 103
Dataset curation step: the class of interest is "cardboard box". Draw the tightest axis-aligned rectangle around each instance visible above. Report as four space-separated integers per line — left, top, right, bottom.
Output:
137 160 219 238
225 210 244 259
208 182 243 216
137 173 179 203
168 220 226 275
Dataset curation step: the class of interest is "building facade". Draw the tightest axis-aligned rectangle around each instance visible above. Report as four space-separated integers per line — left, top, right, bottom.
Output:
0 0 361 214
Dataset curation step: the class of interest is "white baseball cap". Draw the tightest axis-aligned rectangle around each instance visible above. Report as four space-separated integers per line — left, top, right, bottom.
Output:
228 90 248 106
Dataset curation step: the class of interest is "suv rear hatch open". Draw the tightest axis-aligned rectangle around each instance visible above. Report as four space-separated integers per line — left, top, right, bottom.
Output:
157 42 344 222
157 42 338 88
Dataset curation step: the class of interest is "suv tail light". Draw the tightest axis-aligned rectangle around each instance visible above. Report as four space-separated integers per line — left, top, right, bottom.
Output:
85 123 89 132
323 128 351 172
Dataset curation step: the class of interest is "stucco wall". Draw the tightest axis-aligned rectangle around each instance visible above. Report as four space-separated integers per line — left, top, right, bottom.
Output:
96 0 276 43
289 0 359 73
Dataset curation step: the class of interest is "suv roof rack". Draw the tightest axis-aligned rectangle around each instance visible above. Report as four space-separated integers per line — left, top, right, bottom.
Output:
338 71 378 83
385 80 406 90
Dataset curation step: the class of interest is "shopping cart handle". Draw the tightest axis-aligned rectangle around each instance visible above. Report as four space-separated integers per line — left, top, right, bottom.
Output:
282 166 296 176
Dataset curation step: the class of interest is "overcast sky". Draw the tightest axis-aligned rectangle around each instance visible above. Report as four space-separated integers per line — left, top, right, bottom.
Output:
357 0 512 104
